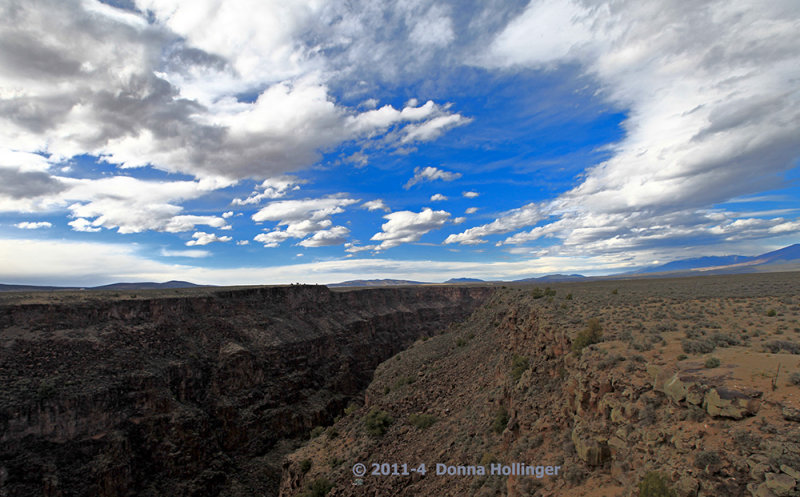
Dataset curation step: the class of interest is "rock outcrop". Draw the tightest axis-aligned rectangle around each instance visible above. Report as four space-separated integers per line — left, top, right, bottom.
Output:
0 284 493 497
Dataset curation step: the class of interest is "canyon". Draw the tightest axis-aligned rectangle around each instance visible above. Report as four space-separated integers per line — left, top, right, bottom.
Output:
0 284 493 496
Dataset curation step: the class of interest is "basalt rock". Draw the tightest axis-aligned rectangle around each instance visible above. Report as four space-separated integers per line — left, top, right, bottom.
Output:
0 285 493 497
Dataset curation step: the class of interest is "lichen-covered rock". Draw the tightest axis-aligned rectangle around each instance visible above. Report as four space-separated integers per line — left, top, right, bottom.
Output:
703 387 760 419
782 406 800 422
676 475 699 497
764 472 796 497
571 423 610 466
781 464 800 480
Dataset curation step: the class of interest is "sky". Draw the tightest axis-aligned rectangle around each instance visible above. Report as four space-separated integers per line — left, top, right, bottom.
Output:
0 0 799 286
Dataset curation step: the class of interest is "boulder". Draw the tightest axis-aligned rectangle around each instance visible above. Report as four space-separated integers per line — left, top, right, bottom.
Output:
765 472 796 497
781 464 800 480
703 387 760 419
782 407 800 422
571 424 610 466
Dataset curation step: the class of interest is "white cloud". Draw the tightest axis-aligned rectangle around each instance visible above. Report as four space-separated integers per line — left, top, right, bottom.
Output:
160 249 210 258
252 197 359 224
232 175 303 205
251 196 357 248
186 231 232 246
297 226 350 247
447 0 800 253
430 194 448 201
370 207 451 249
465 207 478 214
362 199 391 212
404 166 462 189
401 114 471 143
445 203 545 245
222 211 234 218
0 1 471 190
254 230 292 248
462 191 479 198
14 221 52 229
236 240 249 245
452 216 466 224
68 218 101 232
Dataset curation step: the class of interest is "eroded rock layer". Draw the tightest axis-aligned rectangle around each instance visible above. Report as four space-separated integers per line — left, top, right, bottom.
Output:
0 284 493 497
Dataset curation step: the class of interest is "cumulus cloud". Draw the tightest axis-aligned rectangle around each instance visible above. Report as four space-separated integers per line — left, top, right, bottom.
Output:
370 207 451 249
14 221 52 229
0 0 472 194
252 196 358 247
462 191 479 198
430 194 448 201
404 166 462 189
465 207 479 214
186 231 232 246
297 226 350 247
362 199 391 212
68 218 101 232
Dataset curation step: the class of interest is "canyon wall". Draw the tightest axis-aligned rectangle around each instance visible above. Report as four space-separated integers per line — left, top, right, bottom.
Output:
0 285 493 497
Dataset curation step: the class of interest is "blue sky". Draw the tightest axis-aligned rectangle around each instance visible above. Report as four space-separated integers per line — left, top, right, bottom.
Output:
0 0 798 286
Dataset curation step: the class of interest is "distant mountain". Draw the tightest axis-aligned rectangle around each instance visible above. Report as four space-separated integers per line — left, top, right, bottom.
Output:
514 274 587 283
92 281 201 290
0 280 202 292
624 243 800 276
752 244 800 264
327 279 428 287
633 255 755 274
444 278 485 283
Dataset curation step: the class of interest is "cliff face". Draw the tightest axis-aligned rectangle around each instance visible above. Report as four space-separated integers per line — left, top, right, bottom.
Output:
279 273 800 497
0 285 493 497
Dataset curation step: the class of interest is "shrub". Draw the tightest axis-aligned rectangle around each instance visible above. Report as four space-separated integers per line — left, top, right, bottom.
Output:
565 293 573 300
344 403 358 416
326 428 339 439
309 426 324 439
572 318 603 356
456 338 467 347
299 459 312 473
677 354 688 361
710 332 741 347
638 471 676 497
767 309 777 317
764 340 800 354
611 288 618 295
492 407 509 434
790 372 800 386
364 409 393 436
681 338 716 354
704 357 721 368
408 413 437 429
510 355 530 381
300 478 334 497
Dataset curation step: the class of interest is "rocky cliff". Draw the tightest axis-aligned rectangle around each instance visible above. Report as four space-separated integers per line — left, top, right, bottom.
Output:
279 272 800 497
0 284 493 497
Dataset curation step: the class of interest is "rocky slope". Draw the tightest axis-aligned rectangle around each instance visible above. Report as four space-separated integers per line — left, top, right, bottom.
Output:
280 272 800 497
0 284 493 497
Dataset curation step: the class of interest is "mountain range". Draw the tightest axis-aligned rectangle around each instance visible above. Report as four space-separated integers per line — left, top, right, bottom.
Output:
1 244 798 291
